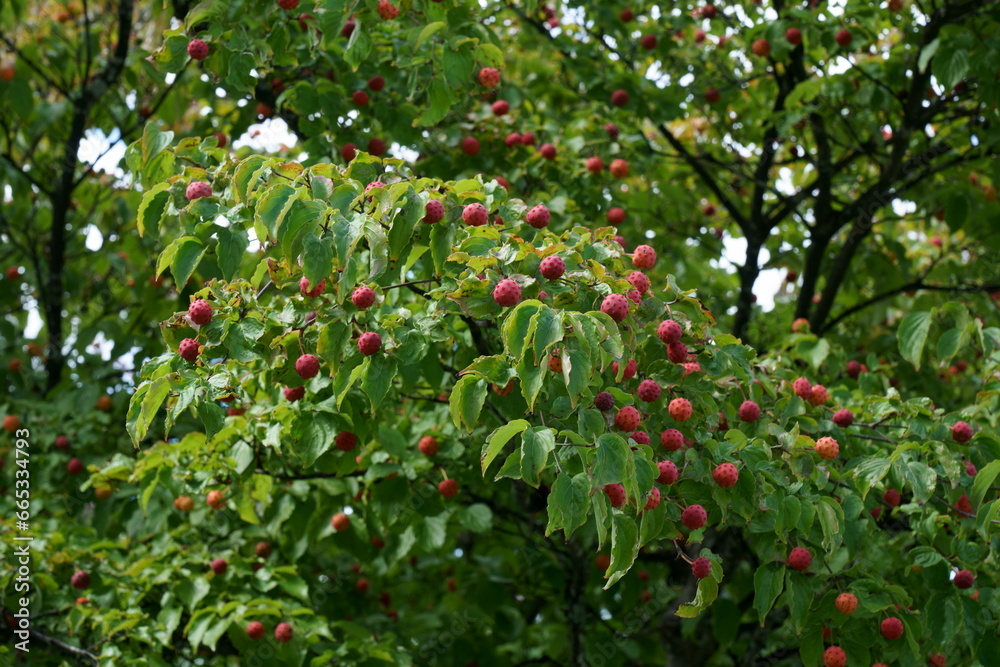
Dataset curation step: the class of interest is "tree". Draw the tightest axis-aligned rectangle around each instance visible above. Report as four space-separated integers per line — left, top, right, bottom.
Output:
1 1 999 666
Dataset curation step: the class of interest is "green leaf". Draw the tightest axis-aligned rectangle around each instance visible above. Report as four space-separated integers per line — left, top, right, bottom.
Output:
816 496 845 552
360 354 397 410
136 182 171 237
593 434 638 505
256 183 298 241
545 472 591 538
604 514 639 589
459 504 493 532
918 37 940 73
449 374 488 433
481 419 529 474
752 562 785 626
294 413 337 467
971 460 1000 510
157 236 205 289
897 311 932 370
932 48 969 91
215 226 248 281
126 377 170 445
520 426 555 487
415 77 452 126
676 576 720 618
344 21 372 71
415 21 446 50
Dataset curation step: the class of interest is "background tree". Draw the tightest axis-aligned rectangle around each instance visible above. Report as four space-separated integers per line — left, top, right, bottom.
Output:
1 1 999 666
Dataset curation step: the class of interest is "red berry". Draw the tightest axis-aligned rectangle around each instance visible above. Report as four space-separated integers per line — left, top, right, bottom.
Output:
955 493 973 514
601 294 629 322
70 570 90 589
607 207 626 225
478 67 500 89
615 406 640 431
738 400 760 422
424 199 445 224
331 512 351 532
657 320 682 344
493 279 522 307
927 654 946 667
667 340 689 364
832 409 853 427
594 392 614 411
880 616 904 640
952 420 973 443
352 90 369 106
609 158 629 178
492 100 509 116
284 386 305 402
640 34 657 50
691 557 712 579
355 578 369 593
185 181 212 201
846 360 862 379
656 460 678 484
637 379 661 403
188 299 212 326
792 377 812 398
705 88 720 104
808 384 829 406
953 569 974 589
341 143 358 161
626 271 650 294
605 123 620 140
620 9 634 21
660 428 684 451
604 483 626 508
835 29 852 47
67 458 84 475
526 204 551 229
586 156 604 173
520 132 536 145
505 132 522 147
211 558 228 575
376 0 399 20
299 277 325 297
55 435 70 451
751 38 771 57
274 622 293 643
178 338 200 362
539 256 565 279
461 136 480 156
630 430 650 445
295 354 320 379
786 27 802 45
278 0 299 8
247 621 265 639
643 487 661 510
367 138 386 157
367 75 385 91
335 431 358 452
462 203 489 227
610 89 629 107
539 143 557 160
815 436 839 460
835 592 858 614
418 436 439 456
612 357 637 380
823 646 846 667
882 488 901 507
712 462 738 488
787 547 812 571
681 505 707 530
438 479 459 498
632 244 657 269
963 461 977 476
187 38 209 60
352 285 376 309
357 332 382 355
668 398 693 422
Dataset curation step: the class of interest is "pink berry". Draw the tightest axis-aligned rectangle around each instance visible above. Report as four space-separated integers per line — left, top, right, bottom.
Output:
630 430 650 446
610 89 629 107
880 617 904 640
668 398 693 422
539 256 565 279
491 100 509 116
601 294 630 322
505 132 522 147
604 483 626 508
178 338 200 362
357 332 382 355
792 377 812 399
283 386 305 401
295 354 320 379
632 244 657 269
691 557 712 579
607 207 626 225
376 0 399 20
832 409 853 427
656 460 678 484
952 421 973 443
586 156 604 173
539 143 557 160
738 400 760 422
299 277 325 297
612 357 637 380
493 279 522 307
187 39 209 60
526 204 551 229
637 379 661 403
478 67 500 89
627 271 650 294
615 406 640 431
823 646 846 667
70 570 90 589
185 181 212 201
657 319 682 344
247 621 265 639
712 462 738 488
643 487 661 510
660 428 684 451
667 341 689 364
808 384 829 406
67 458 84 475
787 547 812 571
462 203 489 227
211 558 228 575
352 285 376 309
461 136 480 156
423 199 444 224
188 299 212 325
815 436 839 460
681 504 707 530
274 622 293 642
438 479 459 498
